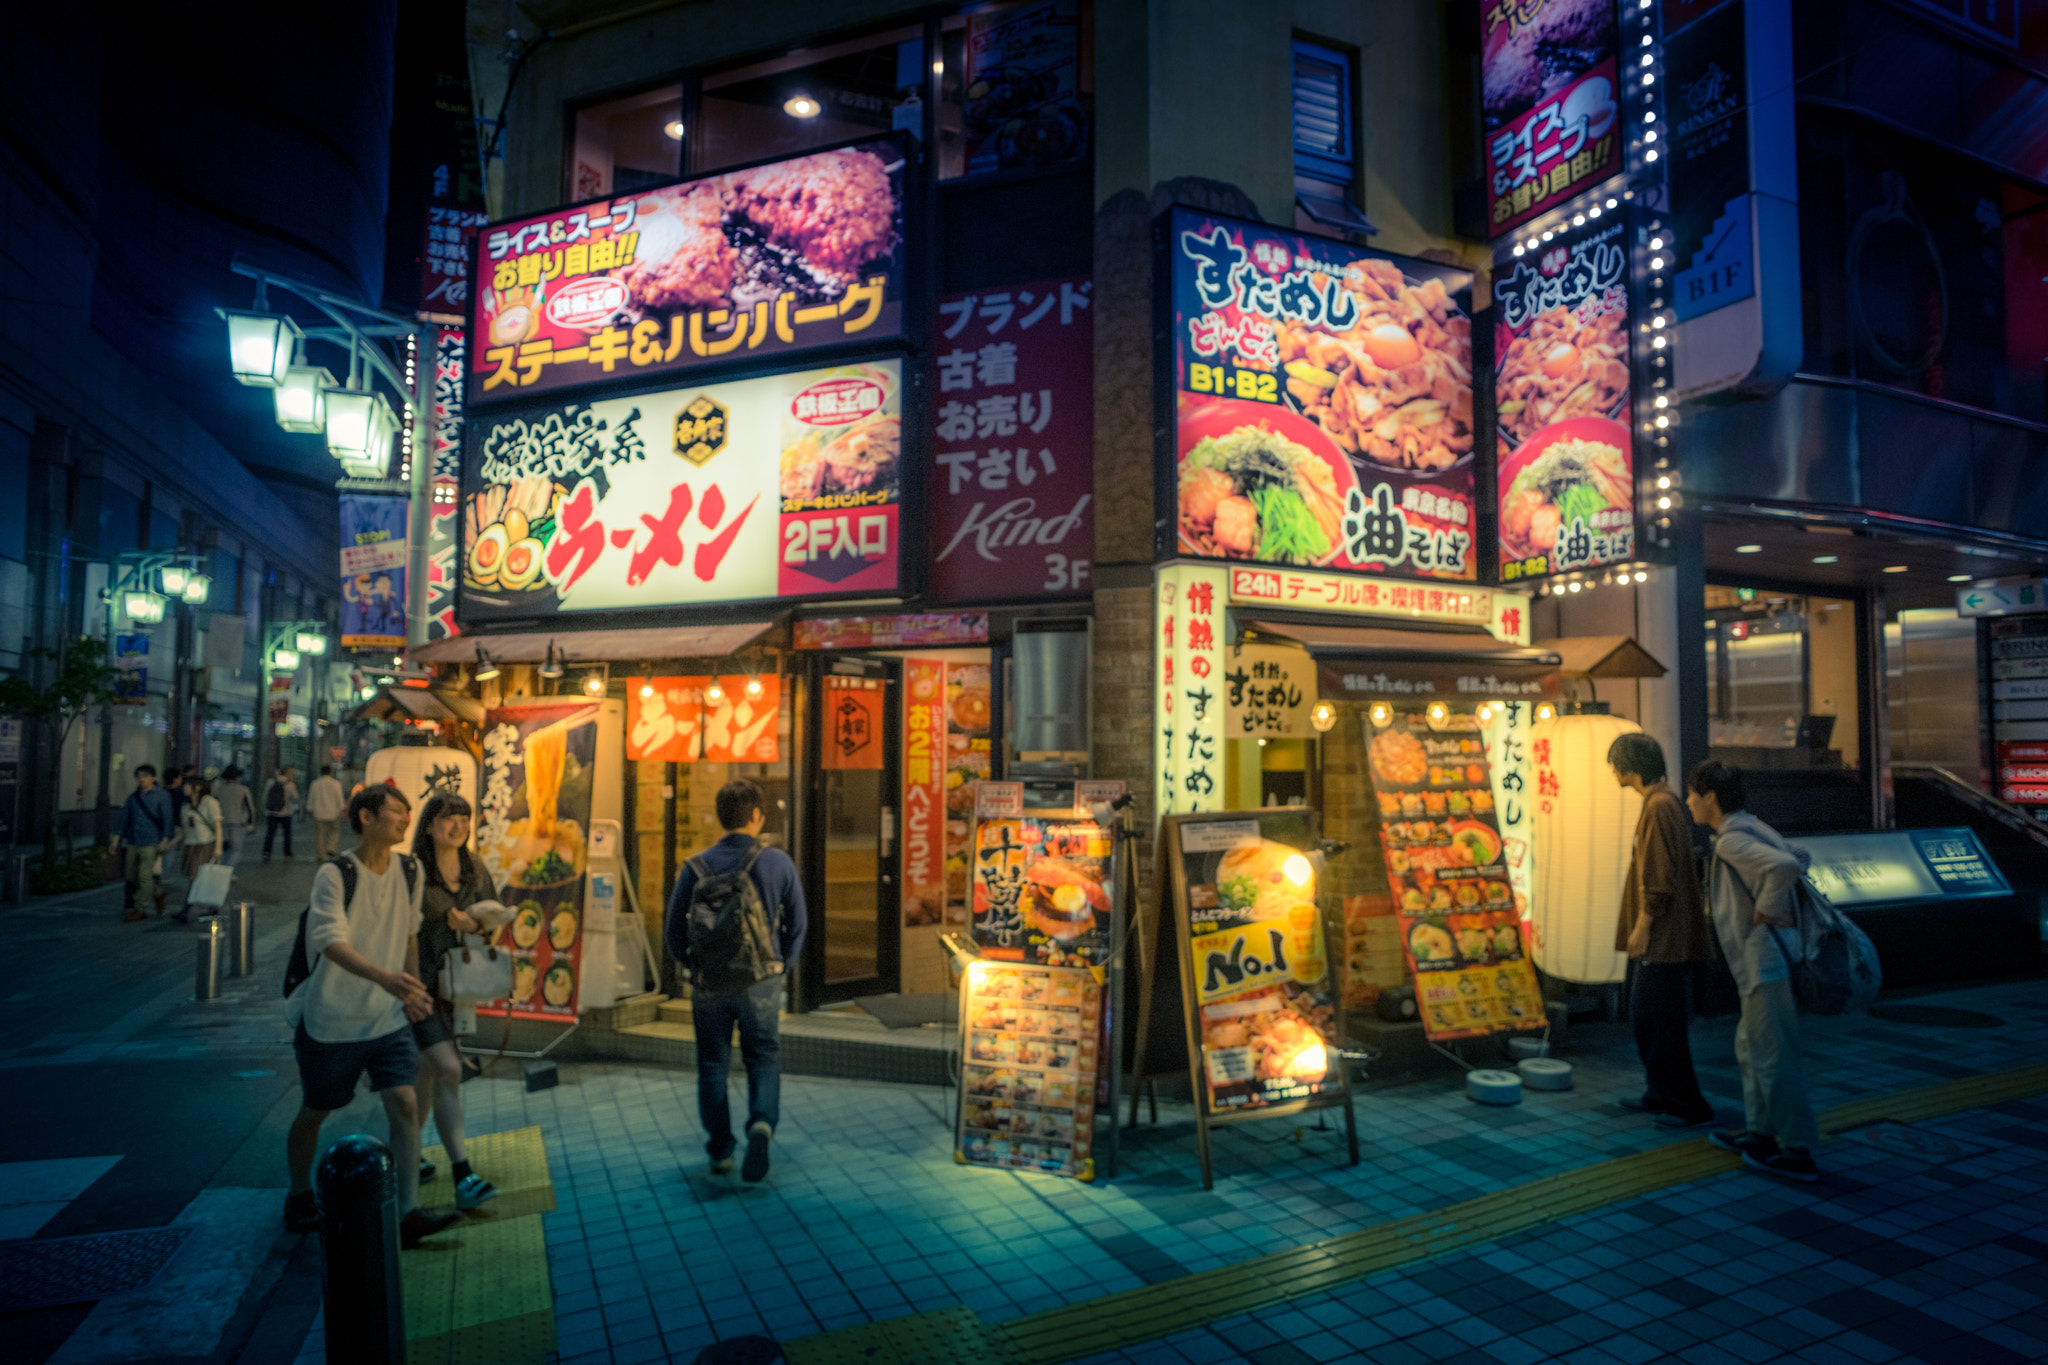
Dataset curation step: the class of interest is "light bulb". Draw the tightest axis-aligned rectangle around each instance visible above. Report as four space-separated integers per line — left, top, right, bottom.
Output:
1282 854 1313 888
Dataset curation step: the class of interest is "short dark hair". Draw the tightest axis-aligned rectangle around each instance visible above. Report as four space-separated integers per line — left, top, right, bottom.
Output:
221 765 241 782
1688 760 1748 813
348 782 411 834
1606 732 1667 785
187 777 210 800
716 779 764 831
320 764 333 776
134 764 157 778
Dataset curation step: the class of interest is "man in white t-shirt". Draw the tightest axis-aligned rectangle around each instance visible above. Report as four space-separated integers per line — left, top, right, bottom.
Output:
281 785 461 1248
306 765 347 861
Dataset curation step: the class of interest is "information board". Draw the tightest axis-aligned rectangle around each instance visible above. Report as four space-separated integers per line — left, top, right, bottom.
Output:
1789 827 2012 907
956 961 1101 1181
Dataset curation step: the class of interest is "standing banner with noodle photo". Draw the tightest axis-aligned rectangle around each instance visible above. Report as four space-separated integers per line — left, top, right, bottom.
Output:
1493 215 1636 584
476 702 600 1021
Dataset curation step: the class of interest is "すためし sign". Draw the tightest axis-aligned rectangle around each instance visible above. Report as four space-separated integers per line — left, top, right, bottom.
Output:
1494 217 1636 583
461 358 902 624
1166 208 1477 582
1482 0 1622 237
472 135 907 403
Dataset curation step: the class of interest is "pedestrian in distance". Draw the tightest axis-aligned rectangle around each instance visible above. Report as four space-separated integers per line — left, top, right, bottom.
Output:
409 792 498 1211
171 774 223 923
307 764 346 862
281 784 461 1248
158 765 187 912
1609 732 1718 1130
262 766 298 861
665 779 808 1183
1688 760 1822 1182
110 764 176 923
215 765 255 868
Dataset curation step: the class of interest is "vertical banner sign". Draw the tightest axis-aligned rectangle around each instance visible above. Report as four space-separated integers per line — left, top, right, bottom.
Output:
944 662 993 921
903 660 948 927
1224 644 1315 739
339 494 410 650
958 962 1102 1181
268 676 292 734
477 703 600 1020
931 276 1094 602
821 676 885 771
624 676 781 763
426 326 467 641
1174 564 1228 815
1494 217 1636 583
1366 709 1544 1040
1665 0 1754 322
1482 700 1538 919
114 634 149 703
962 1 1089 176
971 816 1113 966
1174 817 1338 1113
1154 566 1181 824
1482 0 1622 238
1167 208 1478 581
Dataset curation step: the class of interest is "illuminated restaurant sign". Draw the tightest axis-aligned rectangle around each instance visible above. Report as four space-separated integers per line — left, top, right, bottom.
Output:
460 358 902 624
1482 0 1622 237
470 135 908 403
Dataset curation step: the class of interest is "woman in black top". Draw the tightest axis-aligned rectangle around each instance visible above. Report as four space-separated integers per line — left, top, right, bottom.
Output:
411 793 498 1209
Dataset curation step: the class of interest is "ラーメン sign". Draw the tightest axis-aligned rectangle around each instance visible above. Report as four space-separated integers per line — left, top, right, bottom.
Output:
470 134 907 403
1163 208 1478 582
460 358 902 623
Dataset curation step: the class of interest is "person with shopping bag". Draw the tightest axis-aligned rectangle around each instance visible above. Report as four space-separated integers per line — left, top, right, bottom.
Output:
172 775 224 923
111 765 177 922
408 792 500 1211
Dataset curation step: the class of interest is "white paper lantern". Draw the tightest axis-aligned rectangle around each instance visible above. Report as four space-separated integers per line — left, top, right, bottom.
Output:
1528 710 1643 984
366 743 479 847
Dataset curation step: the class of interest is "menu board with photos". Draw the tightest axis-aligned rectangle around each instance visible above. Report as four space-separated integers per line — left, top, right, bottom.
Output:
1173 814 1341 1114
971 816 1114 967
958 961 1101 1181
1366 710 1545 1040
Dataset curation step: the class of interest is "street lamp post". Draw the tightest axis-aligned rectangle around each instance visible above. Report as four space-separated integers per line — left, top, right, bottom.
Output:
259 620 330 788
93 551 210 844
215 263 434 651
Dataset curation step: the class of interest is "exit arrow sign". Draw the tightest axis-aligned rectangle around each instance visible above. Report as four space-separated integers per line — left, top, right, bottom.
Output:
1958 579 2048 618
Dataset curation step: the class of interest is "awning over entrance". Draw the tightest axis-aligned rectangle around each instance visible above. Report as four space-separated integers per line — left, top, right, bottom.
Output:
1545 634 1668 679
409 621 774 665
353 686 485 725
1248 619 1562 699
1247 619 1561 669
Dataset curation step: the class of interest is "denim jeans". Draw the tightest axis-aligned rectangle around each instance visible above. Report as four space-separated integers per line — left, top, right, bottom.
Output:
692 975 784 1158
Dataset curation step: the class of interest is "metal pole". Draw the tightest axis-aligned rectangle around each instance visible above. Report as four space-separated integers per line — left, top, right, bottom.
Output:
316 1133 405 1364
230 900 254 977
196 918 223 1000
407 324 434 650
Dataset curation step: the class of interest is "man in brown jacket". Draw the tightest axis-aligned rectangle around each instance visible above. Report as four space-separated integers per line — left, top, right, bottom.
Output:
1610 732 1716 1128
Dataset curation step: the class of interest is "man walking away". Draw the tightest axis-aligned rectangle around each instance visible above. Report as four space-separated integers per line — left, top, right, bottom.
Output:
215 766 255 868
1609 733 1717 1130
263 767 298 861
282 784 460 1246
308 765 346 862
1688 761 1822 1182
110 765 176 922
664 780 807 1183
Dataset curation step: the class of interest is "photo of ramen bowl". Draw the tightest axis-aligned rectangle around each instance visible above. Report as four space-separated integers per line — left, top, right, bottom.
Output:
549 909 578 951
510 901 544 949
542 962 576 1008
511 957 538 1003
1409 920 1458 964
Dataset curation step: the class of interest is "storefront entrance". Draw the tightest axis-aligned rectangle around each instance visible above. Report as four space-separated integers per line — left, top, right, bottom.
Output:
798 656 901 1006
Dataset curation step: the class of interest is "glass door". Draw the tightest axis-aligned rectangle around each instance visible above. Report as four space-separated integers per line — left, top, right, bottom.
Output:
799 657 901 1006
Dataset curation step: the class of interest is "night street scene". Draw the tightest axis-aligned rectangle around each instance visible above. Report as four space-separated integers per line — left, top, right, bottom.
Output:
5 3 2048 1364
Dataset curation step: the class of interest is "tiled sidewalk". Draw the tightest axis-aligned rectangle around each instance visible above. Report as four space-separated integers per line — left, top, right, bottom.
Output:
292 978 2048 1364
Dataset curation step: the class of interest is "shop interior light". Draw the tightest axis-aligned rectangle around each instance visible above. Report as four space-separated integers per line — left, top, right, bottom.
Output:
536 642 563 680
274 363 334 433
326 387 399 474
705 679 726 704
584 669 607 696
1309 699 1336 732
745 673 765 698
663 120 685 140
639 681 654 699
221 309 301 387
271 647 301 671
181 572 211 605
1257 736 1269 747
296 631 328 655
1883 565 1910 574
1282 853 1313 888
1947 574 1972 583
1535 702 1557 721
125 589 163 623
472 645 499 683
782 94 820 118
1812 555 1838 564
1368 702 1394 728
1735 544 1763 554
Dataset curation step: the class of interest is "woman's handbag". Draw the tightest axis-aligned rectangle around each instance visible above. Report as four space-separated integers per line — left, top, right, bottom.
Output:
439 933 515 1002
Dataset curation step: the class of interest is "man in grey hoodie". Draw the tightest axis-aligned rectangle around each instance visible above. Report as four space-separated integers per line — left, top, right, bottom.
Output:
1686 761 1820 1182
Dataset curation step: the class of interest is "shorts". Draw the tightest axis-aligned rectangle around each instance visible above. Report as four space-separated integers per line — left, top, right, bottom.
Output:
294 1023 420 1113
411 997 457 1051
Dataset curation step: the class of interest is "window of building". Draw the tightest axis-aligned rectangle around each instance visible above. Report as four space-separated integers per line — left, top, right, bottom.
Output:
1704 586 1862 770
570 84 684 201
936 1 1092 181
697 28 924 173
1292 39 1373 237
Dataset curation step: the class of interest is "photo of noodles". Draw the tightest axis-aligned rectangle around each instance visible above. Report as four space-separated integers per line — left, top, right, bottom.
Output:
478 707 597 902
1494 302 1628 448
1177 422 1345 564
1499 434 1632 564
1273 259 1474 474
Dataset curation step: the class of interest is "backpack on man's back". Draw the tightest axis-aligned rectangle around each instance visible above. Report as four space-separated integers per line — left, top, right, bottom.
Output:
283 854 419 998
266 781 288 814
684 842 781 993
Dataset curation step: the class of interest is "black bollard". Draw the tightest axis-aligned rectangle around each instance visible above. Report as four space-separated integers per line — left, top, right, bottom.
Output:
315 1133 405 1363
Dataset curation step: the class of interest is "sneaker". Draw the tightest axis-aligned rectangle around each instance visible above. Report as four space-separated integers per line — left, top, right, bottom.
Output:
454 1174 497 1210
1744 1147 1820 1183
283 1190 319 1233
741 1121 773 1183
419 1159 436 1183
1710 1129 1778 1158
709 1153 735 1175
400 1207 462 1248
1655 1108 1715 1130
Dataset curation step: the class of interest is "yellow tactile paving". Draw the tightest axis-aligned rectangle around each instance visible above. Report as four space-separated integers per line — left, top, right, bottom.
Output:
404 1125 558 1365
419 1125 558 1221
781 1060 2048 1365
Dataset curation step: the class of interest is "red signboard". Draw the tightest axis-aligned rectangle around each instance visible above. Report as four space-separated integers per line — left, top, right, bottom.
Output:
471 135 909 404
821 677 885 771
795 614 989 651
903 660 948 927
625 676 781 763
930 278 1095 601
1483 0 1622 238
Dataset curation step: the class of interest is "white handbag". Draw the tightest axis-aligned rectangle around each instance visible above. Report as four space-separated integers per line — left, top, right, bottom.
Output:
439 933 514 1002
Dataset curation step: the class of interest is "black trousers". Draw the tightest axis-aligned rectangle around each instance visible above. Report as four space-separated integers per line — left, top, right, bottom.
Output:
1631 960 1711 1117
263 815 293 857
